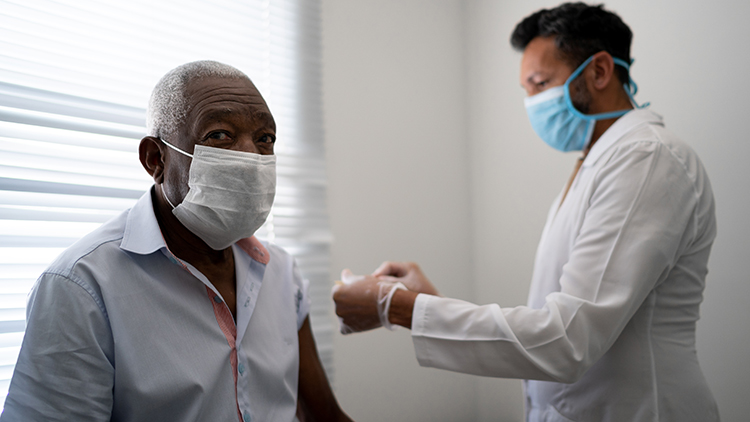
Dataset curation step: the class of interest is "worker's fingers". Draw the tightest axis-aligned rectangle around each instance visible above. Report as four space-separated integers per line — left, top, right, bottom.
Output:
378 269 440 296
372 261 409 278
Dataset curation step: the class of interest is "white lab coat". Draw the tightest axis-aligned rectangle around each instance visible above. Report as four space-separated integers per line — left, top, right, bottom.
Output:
411 110 719 421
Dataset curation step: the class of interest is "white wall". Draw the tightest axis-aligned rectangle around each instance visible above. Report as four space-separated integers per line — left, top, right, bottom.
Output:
322 1 478 421
324 0 750 421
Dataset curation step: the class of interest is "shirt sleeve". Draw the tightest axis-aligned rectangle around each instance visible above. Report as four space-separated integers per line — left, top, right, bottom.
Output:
411 140 700 383
292 259 311 331
1 273 114 421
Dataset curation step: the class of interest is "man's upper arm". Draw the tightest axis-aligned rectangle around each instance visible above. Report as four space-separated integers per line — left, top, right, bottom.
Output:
2 273 114 422
291 260 311 330
296 317 351 422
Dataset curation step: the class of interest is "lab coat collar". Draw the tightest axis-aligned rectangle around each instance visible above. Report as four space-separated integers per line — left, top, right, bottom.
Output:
120 185 270 263
583 109 664 168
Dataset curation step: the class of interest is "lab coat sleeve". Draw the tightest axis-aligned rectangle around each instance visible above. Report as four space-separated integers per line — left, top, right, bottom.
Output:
411 140 698 383
1 273 114 421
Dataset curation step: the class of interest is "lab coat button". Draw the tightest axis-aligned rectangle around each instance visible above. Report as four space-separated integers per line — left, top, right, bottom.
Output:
238 363 245 375
213 295 222 304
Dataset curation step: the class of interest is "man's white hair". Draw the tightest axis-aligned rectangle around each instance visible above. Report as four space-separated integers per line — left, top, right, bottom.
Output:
146 60 248 141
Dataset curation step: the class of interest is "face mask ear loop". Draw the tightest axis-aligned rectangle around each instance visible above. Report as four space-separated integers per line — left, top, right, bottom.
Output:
160 138 194 158
623 79 650 109
161 184 177 210
157 139 187 210
615 57 650 109
563 55 596 121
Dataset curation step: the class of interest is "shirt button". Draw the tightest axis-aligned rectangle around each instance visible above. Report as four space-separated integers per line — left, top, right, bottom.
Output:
238 363 245 375
243 411 251 421
213 295 222 304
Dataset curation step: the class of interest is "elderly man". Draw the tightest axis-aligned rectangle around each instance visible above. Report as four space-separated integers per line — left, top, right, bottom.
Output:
2 61 351 422
333 3 719 421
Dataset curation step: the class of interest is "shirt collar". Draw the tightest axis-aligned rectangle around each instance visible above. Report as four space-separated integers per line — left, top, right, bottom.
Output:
120 186 271 264
120 186 167 255
583 109 664 168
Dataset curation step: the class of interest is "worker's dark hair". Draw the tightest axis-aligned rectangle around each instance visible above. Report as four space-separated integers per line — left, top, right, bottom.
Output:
510 2 632 84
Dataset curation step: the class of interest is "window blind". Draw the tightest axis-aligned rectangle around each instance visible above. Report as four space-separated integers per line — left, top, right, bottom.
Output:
0 0 332 407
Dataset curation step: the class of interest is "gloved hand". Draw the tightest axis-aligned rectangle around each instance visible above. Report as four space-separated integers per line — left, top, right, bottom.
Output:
372 261 441 297
332 269 406 334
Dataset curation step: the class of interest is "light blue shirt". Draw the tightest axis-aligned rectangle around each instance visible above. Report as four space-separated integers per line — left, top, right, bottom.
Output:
1 188 310 422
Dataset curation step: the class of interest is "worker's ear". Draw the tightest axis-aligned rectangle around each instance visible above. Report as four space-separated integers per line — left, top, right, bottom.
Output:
588 51 616 92
139 136 166 184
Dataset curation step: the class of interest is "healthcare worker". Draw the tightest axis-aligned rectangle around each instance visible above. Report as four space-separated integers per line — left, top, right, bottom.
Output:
332 3 719 421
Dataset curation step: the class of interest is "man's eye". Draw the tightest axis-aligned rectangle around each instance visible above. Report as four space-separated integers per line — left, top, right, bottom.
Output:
260 134 276 144
208 131 231 141
536 80 548 88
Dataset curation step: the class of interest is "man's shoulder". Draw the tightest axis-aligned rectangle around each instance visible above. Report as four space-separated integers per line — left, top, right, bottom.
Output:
264 241 293 262
43 209 130 281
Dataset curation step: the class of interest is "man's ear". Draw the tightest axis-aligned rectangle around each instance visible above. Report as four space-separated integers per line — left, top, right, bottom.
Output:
589 52 615 91
139 136 165 183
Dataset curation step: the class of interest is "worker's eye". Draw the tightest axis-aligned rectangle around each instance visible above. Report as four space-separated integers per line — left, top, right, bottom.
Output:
536 80 548 89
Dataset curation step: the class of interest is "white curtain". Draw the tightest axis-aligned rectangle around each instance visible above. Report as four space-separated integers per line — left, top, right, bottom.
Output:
0 0 332 407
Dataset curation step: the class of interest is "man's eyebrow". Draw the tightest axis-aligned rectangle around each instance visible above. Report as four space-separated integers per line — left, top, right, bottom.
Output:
192 107 275 131
198 106 266 120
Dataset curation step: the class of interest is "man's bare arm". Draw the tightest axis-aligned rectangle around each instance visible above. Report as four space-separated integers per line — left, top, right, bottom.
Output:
297 317 353 422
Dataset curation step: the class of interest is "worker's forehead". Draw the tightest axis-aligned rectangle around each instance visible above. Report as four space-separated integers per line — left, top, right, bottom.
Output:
521 37 567 75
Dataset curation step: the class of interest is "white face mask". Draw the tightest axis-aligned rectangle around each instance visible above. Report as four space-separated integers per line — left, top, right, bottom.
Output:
161 140 276 250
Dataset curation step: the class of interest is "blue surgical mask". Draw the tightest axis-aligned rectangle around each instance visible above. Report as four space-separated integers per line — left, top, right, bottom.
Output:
524 55 648 152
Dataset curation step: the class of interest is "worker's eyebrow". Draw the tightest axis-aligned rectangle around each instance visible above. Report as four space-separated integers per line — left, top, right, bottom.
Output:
525 72 542 84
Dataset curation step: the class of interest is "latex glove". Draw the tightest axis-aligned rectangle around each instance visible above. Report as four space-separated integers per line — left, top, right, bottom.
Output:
377 280 407 331
372 261 441 297
332 269 405 334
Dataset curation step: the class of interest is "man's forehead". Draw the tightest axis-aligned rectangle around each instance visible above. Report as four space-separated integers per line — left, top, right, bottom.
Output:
182 76 273 122
184 76 266 106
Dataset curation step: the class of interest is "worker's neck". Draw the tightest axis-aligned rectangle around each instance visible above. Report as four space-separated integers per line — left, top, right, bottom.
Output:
587 88 633 150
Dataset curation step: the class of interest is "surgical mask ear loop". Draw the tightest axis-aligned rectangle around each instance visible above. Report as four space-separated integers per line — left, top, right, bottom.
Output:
158 138 192 210
620 58 650 109
161 185 176 210
160 138 194 158
563 55 650 121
